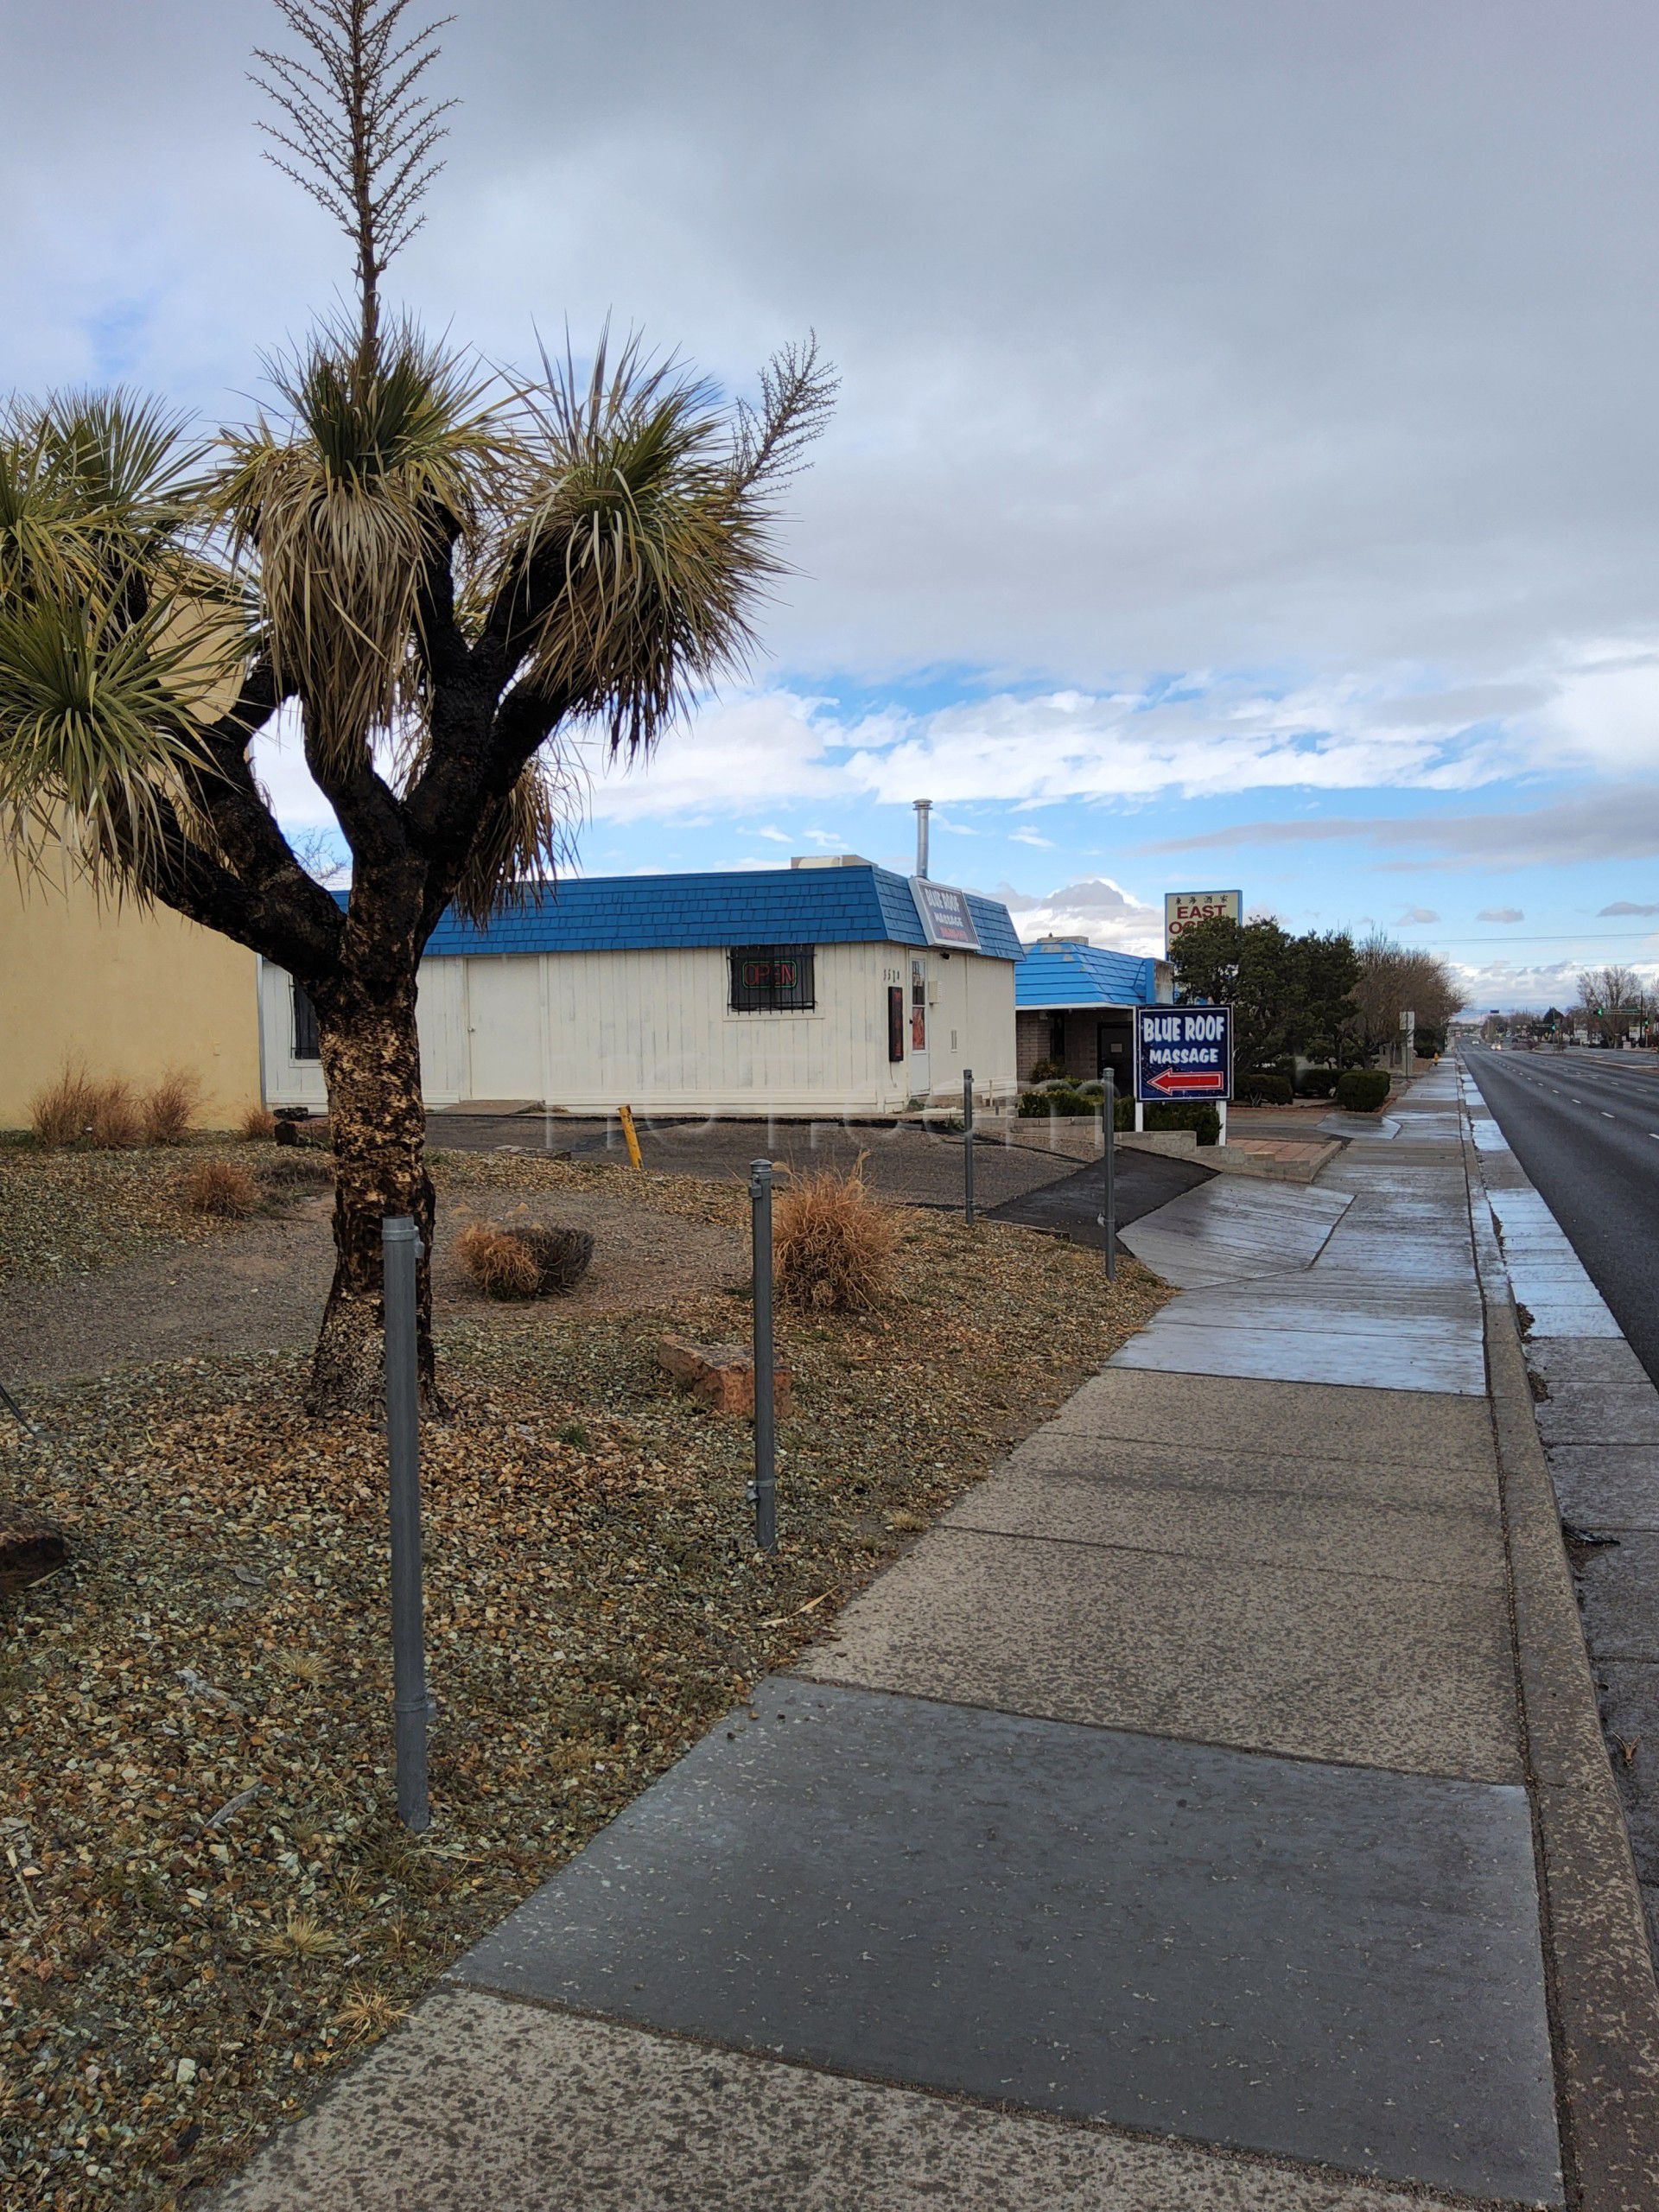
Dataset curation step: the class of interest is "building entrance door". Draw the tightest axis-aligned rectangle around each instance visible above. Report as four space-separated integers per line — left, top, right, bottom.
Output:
466 957 543 1102
908 954 931 1100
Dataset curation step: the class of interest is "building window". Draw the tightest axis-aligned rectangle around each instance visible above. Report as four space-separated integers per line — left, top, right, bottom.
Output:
292 982 321 1062
729 944 816 1013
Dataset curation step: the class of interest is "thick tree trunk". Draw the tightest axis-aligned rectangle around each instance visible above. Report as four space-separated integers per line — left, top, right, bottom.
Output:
306 986 439 1418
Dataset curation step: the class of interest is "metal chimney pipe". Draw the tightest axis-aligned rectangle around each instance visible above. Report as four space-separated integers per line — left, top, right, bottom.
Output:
913 798 931 879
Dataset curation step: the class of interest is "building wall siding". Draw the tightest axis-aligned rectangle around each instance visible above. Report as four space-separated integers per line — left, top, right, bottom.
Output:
0 858 261 1128
261 941 1017 1115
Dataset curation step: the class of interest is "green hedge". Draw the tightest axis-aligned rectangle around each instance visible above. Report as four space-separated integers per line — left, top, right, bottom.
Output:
1019 1086 1218 1142
1335 1067 1391 1113
1240 1071 1293 1105
1296 1065 1339 1098
1017 1084 1096 1118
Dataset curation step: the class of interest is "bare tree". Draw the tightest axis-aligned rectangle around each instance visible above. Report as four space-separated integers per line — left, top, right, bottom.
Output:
0 3 835 1412
1351 932 1465 1062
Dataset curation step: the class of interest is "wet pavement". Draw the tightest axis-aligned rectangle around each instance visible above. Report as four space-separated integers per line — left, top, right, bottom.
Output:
1462 1056 1659 1967
209 1062 1659 2211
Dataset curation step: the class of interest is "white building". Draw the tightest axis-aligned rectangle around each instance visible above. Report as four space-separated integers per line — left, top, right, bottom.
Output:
259 858 1020 1116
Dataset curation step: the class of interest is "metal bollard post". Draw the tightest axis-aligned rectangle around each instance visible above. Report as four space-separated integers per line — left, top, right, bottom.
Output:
748 1160 778 1553
962 1067 976 1225
1101 1071 1117 1282
381 1217 430 1834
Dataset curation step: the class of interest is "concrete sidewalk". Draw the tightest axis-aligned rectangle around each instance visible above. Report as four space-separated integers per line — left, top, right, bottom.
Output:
210 1065 1659 2212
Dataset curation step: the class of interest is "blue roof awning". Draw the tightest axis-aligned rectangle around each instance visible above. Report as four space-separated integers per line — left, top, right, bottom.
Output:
1014 938 1162 1008
397 865 1020 963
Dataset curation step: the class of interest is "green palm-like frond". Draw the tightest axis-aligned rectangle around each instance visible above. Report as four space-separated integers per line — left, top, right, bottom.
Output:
0 590 214 888
218 323 511 768
495 334 785 757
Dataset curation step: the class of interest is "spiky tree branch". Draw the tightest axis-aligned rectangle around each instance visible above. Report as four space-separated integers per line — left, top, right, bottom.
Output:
253 0 454 386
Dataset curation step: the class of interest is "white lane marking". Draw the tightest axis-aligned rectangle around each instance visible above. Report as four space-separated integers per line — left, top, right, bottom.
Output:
1603 1111 1615 1119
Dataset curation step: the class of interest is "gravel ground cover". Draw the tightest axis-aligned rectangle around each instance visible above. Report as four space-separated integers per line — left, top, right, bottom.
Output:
0 1150 745 1388
0 1163 1168 2211
0 1142 269 1287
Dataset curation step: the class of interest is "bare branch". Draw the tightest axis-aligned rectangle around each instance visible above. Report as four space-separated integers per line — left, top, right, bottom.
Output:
252 2 456 383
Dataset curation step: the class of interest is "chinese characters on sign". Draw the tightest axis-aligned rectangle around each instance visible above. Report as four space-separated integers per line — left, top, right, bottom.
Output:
1134 1006 1234 1102
1164 889 1242 954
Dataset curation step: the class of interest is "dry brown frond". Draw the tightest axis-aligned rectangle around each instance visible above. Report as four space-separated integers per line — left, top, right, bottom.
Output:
253 1909 342 1961
238 1103 279 1141
29 1062 95 1145
141 1067 201 1145
276 1649 328 1686
332 1981 408 2041
181 1159 261 1218
455 1219 593 1300
87 1076 143 1149
455 1222 541 1300
773 1158 896 1313
448 755 581 927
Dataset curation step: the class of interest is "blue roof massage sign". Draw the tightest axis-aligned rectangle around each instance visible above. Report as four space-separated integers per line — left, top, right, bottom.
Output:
410 865 1023 963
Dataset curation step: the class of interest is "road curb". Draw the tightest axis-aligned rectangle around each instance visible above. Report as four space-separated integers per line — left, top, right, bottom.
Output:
1462 1119 1659 2209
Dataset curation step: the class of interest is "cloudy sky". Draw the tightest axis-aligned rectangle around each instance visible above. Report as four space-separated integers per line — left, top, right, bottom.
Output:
5 1 1657 1008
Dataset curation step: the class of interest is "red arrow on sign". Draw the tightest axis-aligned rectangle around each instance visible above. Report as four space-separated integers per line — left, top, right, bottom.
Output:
1150 1068 1224 1095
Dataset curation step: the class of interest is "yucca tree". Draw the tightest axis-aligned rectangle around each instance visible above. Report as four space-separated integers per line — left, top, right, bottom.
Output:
0 0 832 1414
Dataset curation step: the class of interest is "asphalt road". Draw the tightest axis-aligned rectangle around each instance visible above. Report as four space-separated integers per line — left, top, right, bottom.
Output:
1463 1044 1659 1385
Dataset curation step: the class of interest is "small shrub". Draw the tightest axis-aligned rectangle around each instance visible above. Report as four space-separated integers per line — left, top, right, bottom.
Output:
1240 1071 1294 1106
142 1069 201 1146
1018 1084 1095 1118
29 1065 95 1146
773 1160 897 1313
1026 1056 1065 1084
1296 1065 1339 1099
1111 1096 1222 1144
456 1224 541 1299
87 1077 143 1149
238 1103 278 1141
457 1220 595 1300
181 1159 261 1217
1335 1067 1392 1114
258 1151 335 1196
513 1224 596 1294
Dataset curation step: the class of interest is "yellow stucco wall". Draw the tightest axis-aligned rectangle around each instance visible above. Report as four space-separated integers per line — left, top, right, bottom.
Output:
0 859 262 1128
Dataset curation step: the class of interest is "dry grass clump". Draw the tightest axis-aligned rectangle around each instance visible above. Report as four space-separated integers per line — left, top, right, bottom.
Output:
29 1064 96 1145
456 1220 595 1300
86 1077 143 1150
29 1065 189 1149
258 1150 335 1196
181 1159 261 1219
773 1160 897 1313
238 1103 278 1141
140 1070 200 1146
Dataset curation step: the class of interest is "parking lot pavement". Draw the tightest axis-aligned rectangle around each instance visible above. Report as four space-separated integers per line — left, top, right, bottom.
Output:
425 1107 1191 1220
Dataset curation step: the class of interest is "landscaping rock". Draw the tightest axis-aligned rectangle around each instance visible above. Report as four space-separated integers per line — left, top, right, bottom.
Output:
657 1335 793 1415
0 1510 67 1594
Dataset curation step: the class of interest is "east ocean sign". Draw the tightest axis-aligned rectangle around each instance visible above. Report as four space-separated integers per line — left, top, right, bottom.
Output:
1134 1006 1234 1103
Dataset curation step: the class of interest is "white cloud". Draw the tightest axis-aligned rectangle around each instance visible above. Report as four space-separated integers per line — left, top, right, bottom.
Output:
1398 906 1441 925
1476 907 1524 923
995 874 1164 955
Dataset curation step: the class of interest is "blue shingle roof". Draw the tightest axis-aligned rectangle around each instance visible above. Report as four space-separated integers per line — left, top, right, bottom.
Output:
1014 938 1162 1009
404 866 1020 963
